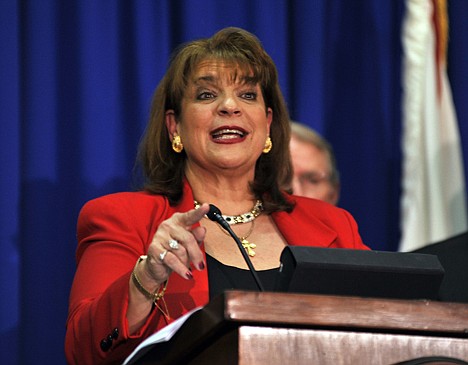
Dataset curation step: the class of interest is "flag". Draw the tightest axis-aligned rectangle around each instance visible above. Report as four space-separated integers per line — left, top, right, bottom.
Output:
400 0 467 252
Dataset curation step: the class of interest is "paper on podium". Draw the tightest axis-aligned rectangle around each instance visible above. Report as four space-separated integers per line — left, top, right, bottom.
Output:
123 306 203 365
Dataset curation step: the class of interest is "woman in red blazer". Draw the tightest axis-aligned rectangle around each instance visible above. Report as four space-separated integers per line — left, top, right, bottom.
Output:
65 27 369 365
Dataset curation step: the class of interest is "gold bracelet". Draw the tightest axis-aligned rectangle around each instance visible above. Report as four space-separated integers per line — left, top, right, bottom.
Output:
131 255 168 303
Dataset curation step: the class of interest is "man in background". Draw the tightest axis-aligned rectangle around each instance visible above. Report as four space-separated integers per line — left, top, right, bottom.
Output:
289 121 340 205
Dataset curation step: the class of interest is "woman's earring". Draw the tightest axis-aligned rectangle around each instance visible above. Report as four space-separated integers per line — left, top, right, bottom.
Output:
262 137 272 153
172 135 184 153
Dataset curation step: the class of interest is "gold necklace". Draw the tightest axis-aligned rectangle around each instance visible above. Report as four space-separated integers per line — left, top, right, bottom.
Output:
194 200 263 225
219 220 257 257
194 200 262 257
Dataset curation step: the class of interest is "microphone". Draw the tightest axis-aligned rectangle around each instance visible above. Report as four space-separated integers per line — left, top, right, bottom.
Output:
207 204 265 291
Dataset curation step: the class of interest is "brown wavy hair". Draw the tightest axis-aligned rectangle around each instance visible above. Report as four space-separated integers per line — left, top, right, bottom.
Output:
137 27 293 213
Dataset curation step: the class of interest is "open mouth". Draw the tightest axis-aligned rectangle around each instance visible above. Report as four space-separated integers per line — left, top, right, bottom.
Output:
211 128 247 141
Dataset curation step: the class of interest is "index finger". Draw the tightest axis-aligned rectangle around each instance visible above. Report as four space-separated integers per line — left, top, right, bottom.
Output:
178 202 210 228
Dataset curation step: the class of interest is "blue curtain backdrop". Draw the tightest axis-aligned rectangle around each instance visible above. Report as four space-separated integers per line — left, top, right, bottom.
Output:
0 1 466 363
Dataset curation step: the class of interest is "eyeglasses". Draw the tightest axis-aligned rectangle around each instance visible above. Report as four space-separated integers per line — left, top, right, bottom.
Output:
297 171 331 187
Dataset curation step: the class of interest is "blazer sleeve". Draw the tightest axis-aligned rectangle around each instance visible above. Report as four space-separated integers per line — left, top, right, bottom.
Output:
65 194 168 365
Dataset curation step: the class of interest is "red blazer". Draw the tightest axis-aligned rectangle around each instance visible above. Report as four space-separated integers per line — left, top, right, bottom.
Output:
65 181 368 364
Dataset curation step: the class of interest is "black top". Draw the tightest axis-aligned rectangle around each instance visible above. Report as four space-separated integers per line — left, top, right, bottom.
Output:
207 254 280 299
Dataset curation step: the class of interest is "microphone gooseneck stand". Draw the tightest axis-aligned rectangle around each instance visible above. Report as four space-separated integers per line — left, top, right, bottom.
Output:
206 204 265 292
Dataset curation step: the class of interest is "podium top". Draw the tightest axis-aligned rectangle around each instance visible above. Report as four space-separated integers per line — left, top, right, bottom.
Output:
219 290 468 333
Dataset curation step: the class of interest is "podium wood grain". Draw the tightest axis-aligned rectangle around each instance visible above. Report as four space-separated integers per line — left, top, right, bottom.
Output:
133 291 468 365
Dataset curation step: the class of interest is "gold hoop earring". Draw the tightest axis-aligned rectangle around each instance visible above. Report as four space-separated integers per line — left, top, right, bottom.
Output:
172 135 183 153
262 137 272 154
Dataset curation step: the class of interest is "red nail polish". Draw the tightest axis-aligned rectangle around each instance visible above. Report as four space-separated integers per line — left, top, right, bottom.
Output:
186 270 193 280
198 262 205 270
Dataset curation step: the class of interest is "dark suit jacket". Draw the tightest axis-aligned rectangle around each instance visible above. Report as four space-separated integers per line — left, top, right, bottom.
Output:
413 231 468 304
65 180 368 364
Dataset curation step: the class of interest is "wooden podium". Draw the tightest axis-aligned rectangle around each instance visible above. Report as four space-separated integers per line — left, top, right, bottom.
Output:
133 291 468 364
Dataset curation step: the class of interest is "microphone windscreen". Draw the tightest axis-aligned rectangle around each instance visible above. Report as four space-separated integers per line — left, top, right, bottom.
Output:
207 204 231 230
207 204 222 222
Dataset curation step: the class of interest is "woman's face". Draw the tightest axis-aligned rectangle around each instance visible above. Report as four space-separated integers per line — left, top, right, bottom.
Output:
166 60 272 175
